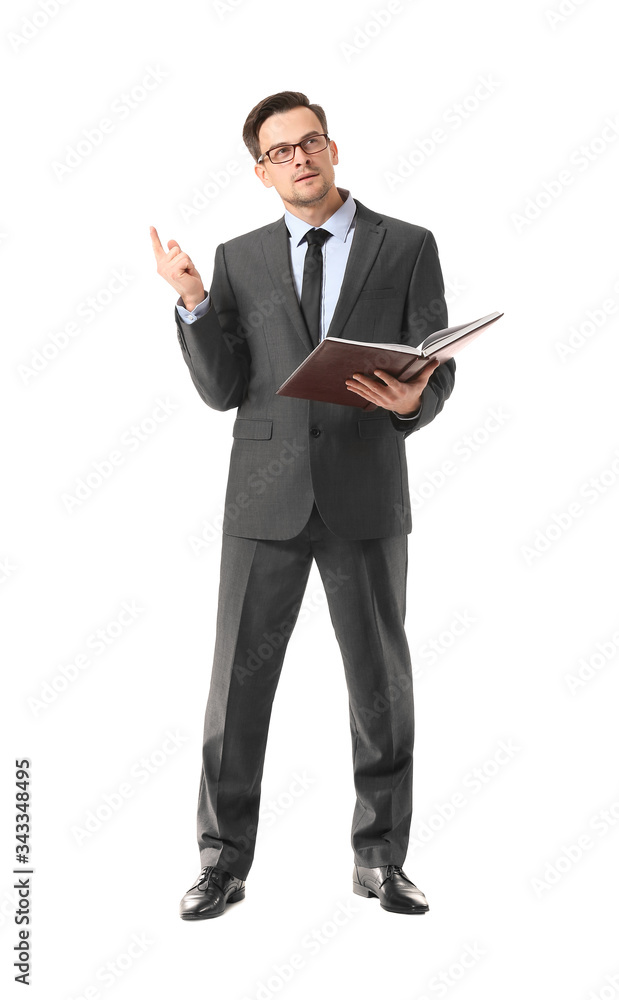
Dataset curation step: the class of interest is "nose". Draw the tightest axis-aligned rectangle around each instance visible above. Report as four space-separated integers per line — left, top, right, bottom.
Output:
294 148 313 168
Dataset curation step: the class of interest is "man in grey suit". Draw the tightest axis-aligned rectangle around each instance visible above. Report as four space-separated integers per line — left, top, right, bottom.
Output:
151 91 455 919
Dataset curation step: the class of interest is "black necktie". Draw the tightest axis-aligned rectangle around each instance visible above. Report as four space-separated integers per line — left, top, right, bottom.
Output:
300 228 331 348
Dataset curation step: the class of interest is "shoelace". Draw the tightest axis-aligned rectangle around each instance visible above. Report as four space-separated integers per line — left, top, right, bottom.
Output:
385 865 403 879
197 865 215 887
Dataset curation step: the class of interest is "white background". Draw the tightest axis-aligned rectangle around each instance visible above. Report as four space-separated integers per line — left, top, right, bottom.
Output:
3 0 619 997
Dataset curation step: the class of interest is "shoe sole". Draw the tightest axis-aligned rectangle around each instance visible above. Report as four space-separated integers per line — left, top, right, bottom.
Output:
180 887 246 920
352 881 429 914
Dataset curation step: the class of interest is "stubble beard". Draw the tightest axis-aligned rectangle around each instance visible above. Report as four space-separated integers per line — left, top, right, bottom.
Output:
286 173 332 208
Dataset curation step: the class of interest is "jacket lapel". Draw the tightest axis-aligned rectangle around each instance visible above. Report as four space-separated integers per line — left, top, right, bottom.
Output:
262 218 313 353
326 200 385 340
261 198 386 352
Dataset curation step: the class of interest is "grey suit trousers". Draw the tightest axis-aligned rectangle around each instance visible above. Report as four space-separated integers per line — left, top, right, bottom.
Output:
197 499 415 880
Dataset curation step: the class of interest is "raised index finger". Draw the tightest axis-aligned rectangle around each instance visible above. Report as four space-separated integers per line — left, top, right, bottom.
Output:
150 225 165 260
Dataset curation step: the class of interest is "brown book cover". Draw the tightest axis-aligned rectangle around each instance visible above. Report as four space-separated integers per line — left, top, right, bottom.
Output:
276 311 504 410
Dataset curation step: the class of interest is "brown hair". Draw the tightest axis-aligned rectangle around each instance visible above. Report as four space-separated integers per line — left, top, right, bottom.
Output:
242 91 328 162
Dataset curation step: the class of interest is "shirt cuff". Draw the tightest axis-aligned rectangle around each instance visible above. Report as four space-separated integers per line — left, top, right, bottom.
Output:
393 407 421 419
176 293 210 323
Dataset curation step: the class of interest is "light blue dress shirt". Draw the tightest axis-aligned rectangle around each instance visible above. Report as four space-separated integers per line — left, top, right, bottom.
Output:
175 188 420 418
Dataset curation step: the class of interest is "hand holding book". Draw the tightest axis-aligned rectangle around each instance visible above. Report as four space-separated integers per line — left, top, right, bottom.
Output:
345 358 440 415
276 311 504 410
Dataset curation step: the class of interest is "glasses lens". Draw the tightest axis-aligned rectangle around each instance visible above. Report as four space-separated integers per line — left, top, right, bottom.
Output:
268 135 328 163
300 135 328 154
270 145 294 163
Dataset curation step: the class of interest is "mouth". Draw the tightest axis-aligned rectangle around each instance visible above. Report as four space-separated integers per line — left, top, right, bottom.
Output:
295 173 319 183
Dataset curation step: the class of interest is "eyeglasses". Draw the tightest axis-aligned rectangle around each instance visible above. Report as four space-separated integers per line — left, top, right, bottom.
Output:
257 133 330 165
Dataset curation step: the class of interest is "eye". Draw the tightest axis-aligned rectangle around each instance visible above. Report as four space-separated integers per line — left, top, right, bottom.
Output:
273 145 292 160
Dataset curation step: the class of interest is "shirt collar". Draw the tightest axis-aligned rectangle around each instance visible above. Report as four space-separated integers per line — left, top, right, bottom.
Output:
284 188 356 247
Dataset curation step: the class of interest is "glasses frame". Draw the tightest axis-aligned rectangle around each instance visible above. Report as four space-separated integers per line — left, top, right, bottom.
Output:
257 133 331 165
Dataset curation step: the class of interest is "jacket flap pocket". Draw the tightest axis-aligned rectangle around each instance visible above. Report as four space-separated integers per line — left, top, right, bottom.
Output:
232 418 273 440
357 417 394 438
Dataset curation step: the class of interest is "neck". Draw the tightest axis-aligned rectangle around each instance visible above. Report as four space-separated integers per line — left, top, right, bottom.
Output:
283 185 346 227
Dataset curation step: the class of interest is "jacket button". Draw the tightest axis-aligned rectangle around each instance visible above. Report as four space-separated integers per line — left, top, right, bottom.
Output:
310 427 321 437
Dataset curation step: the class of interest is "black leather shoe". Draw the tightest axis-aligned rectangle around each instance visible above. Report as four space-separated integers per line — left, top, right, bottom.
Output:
352 864 429 914
179 865 246 920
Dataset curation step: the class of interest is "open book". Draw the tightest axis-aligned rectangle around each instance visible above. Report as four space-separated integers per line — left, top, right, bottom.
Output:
276 311 504 410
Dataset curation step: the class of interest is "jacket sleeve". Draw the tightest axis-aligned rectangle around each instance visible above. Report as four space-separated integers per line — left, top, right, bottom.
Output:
174 242 250 411
389 229 456 439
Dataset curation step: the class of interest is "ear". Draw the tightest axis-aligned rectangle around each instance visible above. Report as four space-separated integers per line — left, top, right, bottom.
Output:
329 140 339 166
254 163 274 188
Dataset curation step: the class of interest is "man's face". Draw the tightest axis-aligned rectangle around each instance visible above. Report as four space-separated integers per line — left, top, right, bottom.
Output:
254 106 339 209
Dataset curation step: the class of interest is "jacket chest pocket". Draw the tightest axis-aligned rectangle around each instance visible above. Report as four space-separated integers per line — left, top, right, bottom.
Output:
357 287 397 300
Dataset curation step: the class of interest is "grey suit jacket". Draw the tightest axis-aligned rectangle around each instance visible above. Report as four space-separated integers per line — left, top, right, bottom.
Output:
175 197 456 540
